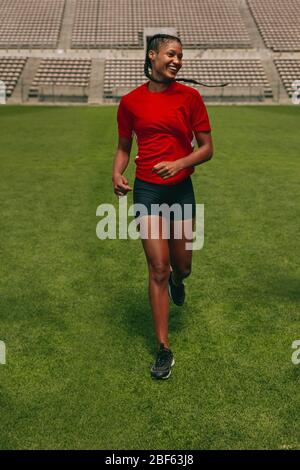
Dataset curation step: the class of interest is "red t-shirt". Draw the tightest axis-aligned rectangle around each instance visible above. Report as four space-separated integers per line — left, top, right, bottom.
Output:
117 80 211 185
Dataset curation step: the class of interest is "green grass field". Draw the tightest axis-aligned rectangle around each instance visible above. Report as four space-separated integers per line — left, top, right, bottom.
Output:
0 104 299 450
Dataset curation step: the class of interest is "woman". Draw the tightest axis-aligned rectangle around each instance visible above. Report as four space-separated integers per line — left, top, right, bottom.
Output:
112 34 213 380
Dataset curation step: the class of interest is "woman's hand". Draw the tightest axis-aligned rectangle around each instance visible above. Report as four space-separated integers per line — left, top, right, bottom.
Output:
152 160 183 179
112 173 132 197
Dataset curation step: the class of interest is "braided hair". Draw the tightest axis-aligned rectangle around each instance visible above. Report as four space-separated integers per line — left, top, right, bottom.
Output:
144 33 229 88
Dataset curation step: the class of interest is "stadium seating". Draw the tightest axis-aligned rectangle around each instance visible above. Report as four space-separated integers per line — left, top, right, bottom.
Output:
247 0 300 51
0 56 27 96
72 0 251 49
0 0 298 104
29 58 92 98
0 0 65 49
103 59 272 99
274 59 300 97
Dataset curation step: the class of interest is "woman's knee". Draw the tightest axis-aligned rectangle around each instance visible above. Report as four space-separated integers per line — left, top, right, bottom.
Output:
148 261 170 284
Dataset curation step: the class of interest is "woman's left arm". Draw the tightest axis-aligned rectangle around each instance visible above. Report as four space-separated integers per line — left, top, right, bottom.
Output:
152 131 213 179
178 131 213 169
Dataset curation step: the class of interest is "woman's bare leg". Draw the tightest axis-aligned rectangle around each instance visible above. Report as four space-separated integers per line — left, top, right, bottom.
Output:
168 218 195 285
139 215 171 348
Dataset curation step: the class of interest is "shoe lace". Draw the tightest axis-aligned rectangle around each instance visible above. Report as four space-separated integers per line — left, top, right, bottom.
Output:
156 347 171 367
171 274 184 294
176 283 184 295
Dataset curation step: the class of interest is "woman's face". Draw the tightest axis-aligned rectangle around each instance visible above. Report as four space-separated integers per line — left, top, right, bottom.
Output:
149 40 183 80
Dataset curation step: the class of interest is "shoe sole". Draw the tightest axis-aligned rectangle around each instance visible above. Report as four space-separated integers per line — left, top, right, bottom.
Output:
151 358 175 380
162 358 175 379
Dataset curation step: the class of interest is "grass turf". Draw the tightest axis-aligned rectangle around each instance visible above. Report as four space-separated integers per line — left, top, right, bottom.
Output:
0 104 299 449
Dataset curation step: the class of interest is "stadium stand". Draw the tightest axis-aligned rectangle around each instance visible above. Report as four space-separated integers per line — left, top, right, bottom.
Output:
274 59 300 97
103 59 272 101
0 0 297 104
29 58 92 101
0 0 65 49
72 0 251 49
247 0 300 51
0 56 27 97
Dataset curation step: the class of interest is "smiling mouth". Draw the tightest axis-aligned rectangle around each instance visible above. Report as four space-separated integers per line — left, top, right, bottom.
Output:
167 66 179 73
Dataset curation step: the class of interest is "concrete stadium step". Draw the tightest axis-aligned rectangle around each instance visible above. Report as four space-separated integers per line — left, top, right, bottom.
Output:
88 59 105 104
58 0 77 51
238 0 266 49
8 57 41 103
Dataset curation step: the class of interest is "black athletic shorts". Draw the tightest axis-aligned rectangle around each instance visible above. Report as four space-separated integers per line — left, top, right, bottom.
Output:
133 176 196 221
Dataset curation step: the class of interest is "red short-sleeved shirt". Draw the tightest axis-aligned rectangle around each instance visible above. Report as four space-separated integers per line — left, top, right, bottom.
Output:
117 80 211 185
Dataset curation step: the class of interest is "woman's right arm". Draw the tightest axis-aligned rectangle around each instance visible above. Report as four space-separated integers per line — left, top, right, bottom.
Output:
112 136 133 197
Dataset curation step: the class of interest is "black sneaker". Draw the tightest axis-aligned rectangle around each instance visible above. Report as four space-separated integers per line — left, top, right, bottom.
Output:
168 272 185 306
151 343 175 380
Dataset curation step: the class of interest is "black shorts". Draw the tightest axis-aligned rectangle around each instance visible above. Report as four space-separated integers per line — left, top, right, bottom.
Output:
133 176 196 221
